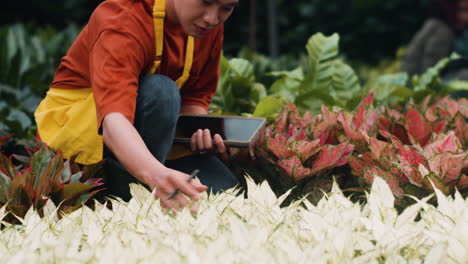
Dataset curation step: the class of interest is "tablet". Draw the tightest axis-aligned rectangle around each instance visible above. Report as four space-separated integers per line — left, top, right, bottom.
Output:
174 114 267 148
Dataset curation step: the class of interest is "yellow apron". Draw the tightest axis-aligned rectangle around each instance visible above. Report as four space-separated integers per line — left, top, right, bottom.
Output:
35 0 194 165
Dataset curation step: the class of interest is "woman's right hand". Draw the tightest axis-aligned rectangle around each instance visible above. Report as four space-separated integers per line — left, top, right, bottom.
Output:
147 167 208 212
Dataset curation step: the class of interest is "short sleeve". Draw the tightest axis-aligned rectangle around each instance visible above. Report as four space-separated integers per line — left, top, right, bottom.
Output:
90 30 146 129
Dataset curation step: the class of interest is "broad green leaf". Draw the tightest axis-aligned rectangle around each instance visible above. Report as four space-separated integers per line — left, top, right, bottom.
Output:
301 32 339 95
6 109 32 130
252 96 285 121
269 67 304 101
366 73 412 103
250 83 267 102
330 60 362 109
62 182 95 201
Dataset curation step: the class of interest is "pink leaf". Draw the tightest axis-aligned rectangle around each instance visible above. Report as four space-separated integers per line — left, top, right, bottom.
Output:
277 156 313 182
310 143 354 174
458 98 468 118
289 139 322 162
349 154 379 176
363 166 405 199
390 135 428 186
267 133 294 160
458 174 468 190
405 106 432 146
452 114 468 146
428 152 466 186
424 131 462 157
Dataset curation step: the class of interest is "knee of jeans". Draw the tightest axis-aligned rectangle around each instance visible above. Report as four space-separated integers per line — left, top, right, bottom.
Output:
138 74 181 120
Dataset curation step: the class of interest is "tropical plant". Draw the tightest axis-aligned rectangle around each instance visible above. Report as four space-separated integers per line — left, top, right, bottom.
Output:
268 33 363 114
0 23 79 141
234 92 468 207
211 56 267 115
0 141 104 223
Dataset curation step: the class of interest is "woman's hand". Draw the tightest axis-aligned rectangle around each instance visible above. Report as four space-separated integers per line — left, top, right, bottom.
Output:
190 129 227 156
147 166 207 213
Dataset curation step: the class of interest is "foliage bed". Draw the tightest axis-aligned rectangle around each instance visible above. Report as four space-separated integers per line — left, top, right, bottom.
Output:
0 178 467 263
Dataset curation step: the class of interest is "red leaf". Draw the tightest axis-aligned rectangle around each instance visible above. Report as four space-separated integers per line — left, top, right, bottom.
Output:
0 134 13 147
338 112 361 140
363 166 405 199
289 139 322 162
321 104 339 125
405 106 432 146
424 132 462 157
267 133 294 159
390 136 427 186
428 152 466 186
452 114 468 146
310 143 354 174
277 156 313 182
433 120 448 134
349 153 379 176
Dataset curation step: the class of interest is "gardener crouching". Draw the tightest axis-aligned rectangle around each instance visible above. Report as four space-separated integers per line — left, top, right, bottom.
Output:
34 0 240 212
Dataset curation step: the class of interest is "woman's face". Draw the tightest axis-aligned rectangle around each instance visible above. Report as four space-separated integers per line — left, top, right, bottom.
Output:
458 0 468 28
171 0 239 38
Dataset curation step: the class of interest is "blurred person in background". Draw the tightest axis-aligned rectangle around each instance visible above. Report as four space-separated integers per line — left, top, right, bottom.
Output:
401 0 468 80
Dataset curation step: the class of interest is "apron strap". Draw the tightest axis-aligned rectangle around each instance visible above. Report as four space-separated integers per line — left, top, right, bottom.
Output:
149 0 194 89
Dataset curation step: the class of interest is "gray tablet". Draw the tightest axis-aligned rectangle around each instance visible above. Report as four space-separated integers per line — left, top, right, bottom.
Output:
174 114 267 148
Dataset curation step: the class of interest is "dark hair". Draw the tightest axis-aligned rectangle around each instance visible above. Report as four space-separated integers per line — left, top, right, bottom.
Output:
430 0 464 30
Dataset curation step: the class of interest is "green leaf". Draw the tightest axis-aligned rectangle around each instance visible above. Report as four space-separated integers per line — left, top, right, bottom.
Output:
62 182 95 201
0 171 11 203
229 58 255 84
330 60 362 110
414 53 460 92
31 147 53 188
34 154 64 207
250 83 267 102
70 171 83 184
269 67 304 102
0 153 15 178
303 32 339 90
252 97 285 121
61 160 72 183
366 73 412 103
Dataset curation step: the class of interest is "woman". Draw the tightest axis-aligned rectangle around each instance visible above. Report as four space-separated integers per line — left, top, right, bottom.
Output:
401 0 468 80
34 0 240 211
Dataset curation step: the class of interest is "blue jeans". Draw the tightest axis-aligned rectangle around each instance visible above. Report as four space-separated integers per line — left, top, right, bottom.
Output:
103 75 239 201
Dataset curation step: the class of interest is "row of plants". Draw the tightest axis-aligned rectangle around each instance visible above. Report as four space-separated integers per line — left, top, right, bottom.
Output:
240 93 467 208
1 177 467 262
213 33 467 118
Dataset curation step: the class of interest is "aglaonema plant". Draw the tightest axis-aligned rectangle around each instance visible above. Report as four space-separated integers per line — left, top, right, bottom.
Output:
348 96 468 206
0 140 104 224
253 102 355 205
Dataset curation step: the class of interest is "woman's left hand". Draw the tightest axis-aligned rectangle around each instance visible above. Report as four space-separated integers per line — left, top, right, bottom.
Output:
190 129 228 158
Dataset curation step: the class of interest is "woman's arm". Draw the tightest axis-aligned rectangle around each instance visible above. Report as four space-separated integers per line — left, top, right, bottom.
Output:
102 112 207 210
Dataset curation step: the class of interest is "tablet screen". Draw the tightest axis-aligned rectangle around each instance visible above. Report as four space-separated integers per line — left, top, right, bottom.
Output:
175 115 266 145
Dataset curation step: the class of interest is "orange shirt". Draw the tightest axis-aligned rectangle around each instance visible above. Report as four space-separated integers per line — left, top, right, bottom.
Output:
50 0 223 127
